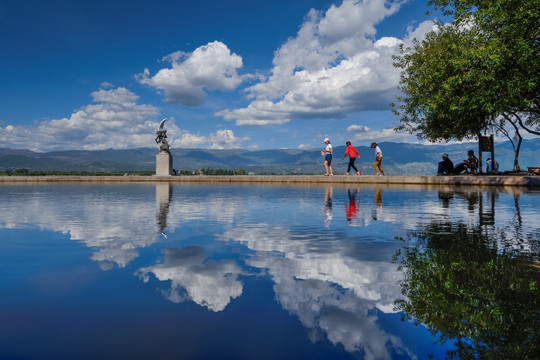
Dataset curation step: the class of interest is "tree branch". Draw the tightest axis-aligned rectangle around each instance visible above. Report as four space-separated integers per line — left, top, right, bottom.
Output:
510 112 540 136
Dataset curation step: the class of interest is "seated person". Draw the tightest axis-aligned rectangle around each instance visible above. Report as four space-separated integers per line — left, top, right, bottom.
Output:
486 157 499 173
453 162 467 174
454 150 479 174
464 150 479 174
437 153 454 175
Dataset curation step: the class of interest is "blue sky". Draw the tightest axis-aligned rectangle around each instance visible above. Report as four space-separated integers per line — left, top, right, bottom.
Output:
0 0 439 152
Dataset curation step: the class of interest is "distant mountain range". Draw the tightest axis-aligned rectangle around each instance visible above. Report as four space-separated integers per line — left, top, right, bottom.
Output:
1 138 539 175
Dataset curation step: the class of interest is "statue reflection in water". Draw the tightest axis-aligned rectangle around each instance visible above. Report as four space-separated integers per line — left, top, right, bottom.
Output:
156 183 173 238
323 186 333 227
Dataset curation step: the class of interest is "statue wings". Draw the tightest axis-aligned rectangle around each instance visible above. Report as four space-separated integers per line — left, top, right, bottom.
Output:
158 118 167 131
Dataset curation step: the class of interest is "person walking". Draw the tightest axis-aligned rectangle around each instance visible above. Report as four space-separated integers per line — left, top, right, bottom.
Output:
322 138 333 176
371 142 385 176
342 141 361 176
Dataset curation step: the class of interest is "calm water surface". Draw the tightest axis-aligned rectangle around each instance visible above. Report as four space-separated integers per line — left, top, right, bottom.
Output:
0 183 539 360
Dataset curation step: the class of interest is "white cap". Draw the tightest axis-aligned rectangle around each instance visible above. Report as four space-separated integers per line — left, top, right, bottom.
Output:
324 138 330 142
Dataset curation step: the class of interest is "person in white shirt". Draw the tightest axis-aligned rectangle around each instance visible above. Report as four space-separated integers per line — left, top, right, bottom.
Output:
322 138 333 176
371 142 385 176
486 157 499 173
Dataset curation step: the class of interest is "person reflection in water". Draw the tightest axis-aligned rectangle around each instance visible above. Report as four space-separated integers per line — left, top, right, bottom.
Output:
438 190 454 209
372 187 383 220
345 188 359 223
438 190 479 212
323 187 333 227
457 190 479 212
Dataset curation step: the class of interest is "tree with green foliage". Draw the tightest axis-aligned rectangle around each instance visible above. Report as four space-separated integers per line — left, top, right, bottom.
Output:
393 0 540 171
13 168 30 176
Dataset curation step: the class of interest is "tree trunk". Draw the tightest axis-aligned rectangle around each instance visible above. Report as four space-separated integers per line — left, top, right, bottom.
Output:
504 114 522 172
513 135 522 172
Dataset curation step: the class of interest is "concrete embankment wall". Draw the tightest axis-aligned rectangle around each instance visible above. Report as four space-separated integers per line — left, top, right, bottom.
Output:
1 175 539 187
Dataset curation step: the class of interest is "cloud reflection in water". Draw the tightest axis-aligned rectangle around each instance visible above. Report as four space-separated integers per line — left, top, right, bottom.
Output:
137 245 243 312
1 183 537 359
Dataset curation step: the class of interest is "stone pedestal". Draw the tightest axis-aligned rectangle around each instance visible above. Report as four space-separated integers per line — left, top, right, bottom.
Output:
156 152 173 176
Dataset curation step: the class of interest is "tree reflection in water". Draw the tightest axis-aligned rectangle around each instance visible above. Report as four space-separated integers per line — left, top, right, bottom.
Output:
394 190 540 360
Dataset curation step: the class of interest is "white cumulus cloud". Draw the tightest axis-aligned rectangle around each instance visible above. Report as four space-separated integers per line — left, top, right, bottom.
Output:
0 87 162 151
137 41 245 106
170 129 249 149
216 0 436 126
208 129 250 149
0 86 250 151
347 124 410 142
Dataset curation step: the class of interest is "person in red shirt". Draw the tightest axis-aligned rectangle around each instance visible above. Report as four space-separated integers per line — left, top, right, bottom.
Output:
342 141 361 176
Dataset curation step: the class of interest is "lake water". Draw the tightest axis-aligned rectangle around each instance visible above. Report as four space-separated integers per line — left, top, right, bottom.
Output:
0 183 539 360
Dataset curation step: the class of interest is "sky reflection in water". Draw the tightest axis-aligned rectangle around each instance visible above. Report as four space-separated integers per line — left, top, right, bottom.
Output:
0 183 538 360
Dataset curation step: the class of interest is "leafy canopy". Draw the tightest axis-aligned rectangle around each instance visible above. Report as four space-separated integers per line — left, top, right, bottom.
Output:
393 0 540 141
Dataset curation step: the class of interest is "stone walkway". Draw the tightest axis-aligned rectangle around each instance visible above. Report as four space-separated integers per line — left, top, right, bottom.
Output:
1 175 539 187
